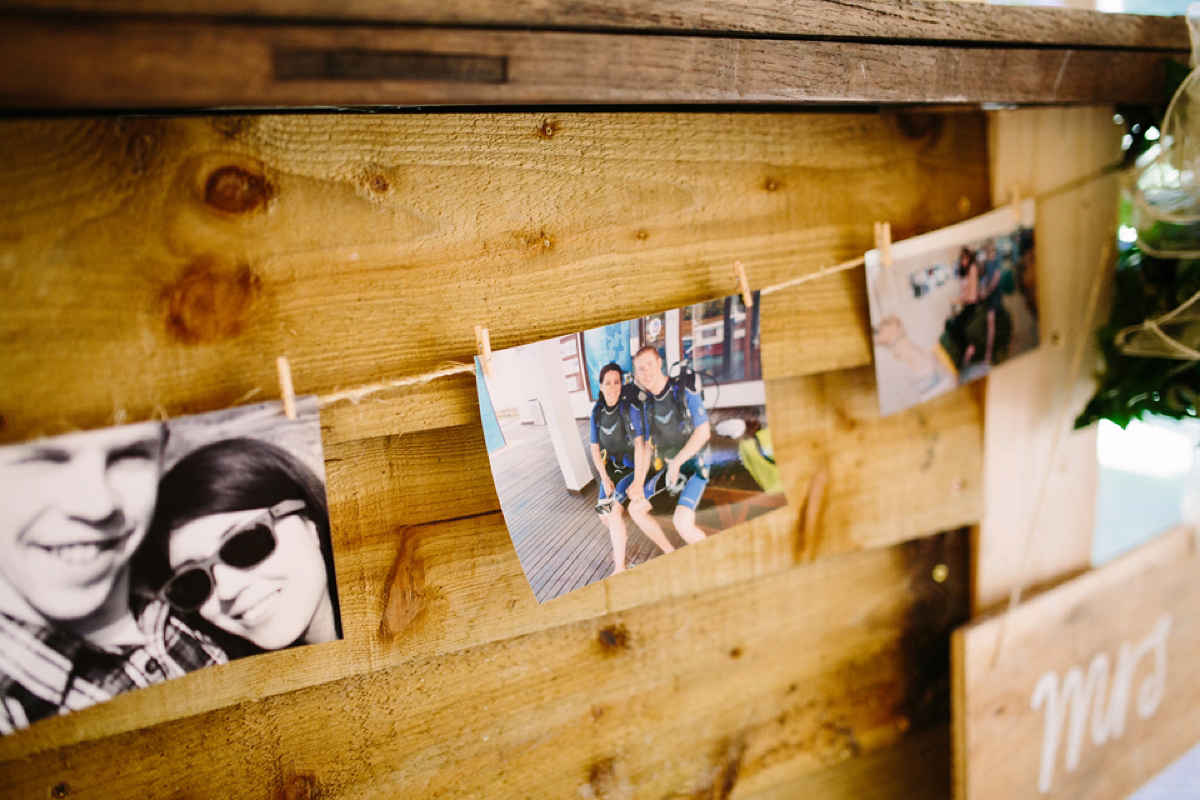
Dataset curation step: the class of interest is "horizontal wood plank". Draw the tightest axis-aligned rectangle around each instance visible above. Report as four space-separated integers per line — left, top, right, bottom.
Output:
749 724 952 800
2 0 1188 49
0 19 1182 110
0 112 988 446
0 529 968 800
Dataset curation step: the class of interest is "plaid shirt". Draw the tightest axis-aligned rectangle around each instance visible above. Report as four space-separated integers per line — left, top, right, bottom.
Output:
0 595 226 734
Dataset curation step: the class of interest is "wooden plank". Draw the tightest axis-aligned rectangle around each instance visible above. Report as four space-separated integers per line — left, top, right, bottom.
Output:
0 529 969 799
953 527 1200 800
0 112 987 447
0 19 1183 110
2 1 1187 49
973 107 1121 613
748 725 952 800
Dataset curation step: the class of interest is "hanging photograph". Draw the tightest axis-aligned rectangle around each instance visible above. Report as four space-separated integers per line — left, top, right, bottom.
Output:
0 398 341 735
476 292 788 603
866 200 1038 416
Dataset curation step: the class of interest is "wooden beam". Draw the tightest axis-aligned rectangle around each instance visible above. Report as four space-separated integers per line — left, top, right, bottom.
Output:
973 107 1120 613
2 1 1188 49
0 17 1183 110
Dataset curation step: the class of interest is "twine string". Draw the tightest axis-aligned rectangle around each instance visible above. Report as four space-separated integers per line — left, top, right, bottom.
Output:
294 161 1120 412
313 256 868 409
989 229 1116 668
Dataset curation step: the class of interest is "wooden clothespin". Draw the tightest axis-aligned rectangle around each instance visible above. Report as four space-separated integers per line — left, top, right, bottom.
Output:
1009 184 1022 221
276 355 297 420
475 324 494 378
874 221 893 267
733 261 754 308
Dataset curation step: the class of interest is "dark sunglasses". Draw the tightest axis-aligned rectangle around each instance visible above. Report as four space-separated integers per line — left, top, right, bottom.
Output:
159 499 307 612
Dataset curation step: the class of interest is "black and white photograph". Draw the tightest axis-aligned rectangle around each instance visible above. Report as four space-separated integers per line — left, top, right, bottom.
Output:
0 398 341 734
476 292 789 603
866 200 1039 416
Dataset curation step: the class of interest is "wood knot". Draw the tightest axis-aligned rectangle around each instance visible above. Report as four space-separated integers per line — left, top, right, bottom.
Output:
205 165 272 214
764 178 781 192
211 117 250 140
278 773 321 800
369 174 390 194
585 756 631 799
163 261 259 345
729 647 743 659
517 230 554 254
597 624 630 654
892 113 944 144
537 120 560 139
379 528 426 641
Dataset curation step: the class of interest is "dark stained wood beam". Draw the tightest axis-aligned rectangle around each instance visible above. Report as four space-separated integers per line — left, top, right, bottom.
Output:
2 0 1189 49
0 16 1185 111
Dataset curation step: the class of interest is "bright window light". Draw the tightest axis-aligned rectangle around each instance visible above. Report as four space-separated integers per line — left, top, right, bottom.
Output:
1097 418 1195 477
1119 224 1138 243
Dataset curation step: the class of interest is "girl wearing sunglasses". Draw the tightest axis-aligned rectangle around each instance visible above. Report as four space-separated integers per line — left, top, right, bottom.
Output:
135 438 341 657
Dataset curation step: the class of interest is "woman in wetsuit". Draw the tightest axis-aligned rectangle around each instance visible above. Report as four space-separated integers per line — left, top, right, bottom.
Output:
589 363 675 574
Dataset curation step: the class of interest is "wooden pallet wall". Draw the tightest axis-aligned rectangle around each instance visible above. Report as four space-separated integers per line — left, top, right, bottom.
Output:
0 111 987 798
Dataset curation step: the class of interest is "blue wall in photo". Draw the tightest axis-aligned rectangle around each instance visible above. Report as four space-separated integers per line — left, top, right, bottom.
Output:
475 356 507 454
584 321 632 397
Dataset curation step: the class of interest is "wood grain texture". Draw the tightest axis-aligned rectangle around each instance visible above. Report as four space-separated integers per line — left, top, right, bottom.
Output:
0 112 988 446
0 18 1183 110
1 0 1188 49
0 108 993 797
954 527 1200 800
1 530 968 799
973 107 1120 613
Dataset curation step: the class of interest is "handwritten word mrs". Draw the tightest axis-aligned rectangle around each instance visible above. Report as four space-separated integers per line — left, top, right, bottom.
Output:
1030 614 1172 794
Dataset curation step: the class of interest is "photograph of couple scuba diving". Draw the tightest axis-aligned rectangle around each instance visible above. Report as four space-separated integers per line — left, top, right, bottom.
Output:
476 292 788 603
866 200 1039 417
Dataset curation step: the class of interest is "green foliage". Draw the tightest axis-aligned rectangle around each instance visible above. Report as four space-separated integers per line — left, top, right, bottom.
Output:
1076 58 1200 429
1074 247 1200 429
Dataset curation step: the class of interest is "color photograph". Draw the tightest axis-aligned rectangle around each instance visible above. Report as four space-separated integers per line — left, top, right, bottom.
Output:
866 200 1039 416
0 398 341 734
477 292 788 603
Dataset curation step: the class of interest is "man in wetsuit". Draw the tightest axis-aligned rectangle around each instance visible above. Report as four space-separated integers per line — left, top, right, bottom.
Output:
630 346 711 545
590 363 675 574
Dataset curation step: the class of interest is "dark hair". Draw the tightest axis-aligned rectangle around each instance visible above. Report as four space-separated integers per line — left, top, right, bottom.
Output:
598 362 624 386
134 437 342 657
956 247 977 278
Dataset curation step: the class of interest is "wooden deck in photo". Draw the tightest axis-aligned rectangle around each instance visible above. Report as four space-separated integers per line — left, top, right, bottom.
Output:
490 415 672 602
490 414 788 603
